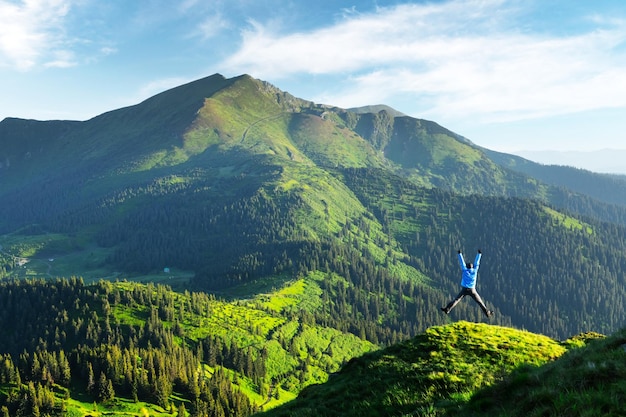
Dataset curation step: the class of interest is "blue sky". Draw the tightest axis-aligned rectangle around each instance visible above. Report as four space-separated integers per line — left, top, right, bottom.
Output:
1 0 626 154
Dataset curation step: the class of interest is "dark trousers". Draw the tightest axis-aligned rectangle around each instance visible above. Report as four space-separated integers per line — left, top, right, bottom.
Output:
444 287 490 316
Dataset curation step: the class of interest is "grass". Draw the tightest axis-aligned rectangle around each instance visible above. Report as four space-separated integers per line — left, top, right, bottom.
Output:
0 232 197 285
542 206 593 234
288 113 384 168
459 329 625 417
233 368 297 410
256 321 575 417
257 278 311 313
271 162 367 236
108 279 376 410
255 323 620 417
0 233 116 282
65 396 176 416
0 382 180 417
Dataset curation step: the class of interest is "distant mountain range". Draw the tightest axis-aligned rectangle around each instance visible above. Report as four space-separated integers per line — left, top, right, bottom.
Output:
513 149 626 175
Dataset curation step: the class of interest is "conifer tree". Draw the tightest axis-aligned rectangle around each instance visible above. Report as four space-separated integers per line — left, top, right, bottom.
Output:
97 372 115 403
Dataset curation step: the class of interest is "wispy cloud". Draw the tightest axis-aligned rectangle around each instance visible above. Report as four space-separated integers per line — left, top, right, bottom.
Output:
43 49 76 68
195 13 230 40
173 0 232 41
223 0 626 123
0 0 73 70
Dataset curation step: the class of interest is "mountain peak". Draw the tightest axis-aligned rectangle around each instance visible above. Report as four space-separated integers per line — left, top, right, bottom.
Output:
347 104 407 117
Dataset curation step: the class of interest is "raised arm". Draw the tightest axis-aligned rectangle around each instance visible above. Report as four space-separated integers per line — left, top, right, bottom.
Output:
458 251 466 270
474 250 482 270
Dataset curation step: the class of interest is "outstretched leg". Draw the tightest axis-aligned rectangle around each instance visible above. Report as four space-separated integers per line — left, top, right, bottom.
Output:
467 288 493 317
441 287 469 314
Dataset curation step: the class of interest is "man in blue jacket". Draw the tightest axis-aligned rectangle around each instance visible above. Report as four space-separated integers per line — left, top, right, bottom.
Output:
441 249 493 317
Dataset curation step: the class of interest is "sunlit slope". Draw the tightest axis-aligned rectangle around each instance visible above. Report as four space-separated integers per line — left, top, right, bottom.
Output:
0 278 377 414
183 74 387 170
457 328 625 417
256 321 575 417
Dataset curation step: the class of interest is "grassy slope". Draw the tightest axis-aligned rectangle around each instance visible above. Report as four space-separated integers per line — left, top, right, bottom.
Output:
191 76 424 283
458 328 625 417
256 321 600 417
112 278 377 411
0 278 376 415
0 383 182 417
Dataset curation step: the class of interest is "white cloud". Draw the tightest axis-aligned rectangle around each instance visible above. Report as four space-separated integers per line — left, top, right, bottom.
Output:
43 49 76 68
0 0 72 70
195 13 230 40
173 0 232 41
222 0 626 123
100 46 117 56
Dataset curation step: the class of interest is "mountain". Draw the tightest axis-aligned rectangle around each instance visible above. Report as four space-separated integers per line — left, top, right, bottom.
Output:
2 73 626 342
348 104 407 117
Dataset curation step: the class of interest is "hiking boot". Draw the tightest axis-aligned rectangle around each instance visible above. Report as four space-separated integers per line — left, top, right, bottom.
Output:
440 307 449 314
486 310 494 318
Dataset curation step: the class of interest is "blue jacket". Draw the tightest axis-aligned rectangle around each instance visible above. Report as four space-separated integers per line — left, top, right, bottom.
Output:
459 252 481 288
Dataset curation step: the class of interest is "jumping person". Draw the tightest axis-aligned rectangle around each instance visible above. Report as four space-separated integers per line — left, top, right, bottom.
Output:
441 249 493 317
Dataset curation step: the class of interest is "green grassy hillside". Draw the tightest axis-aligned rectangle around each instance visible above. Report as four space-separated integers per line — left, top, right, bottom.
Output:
256 321 611 417
456 328 625 417
0 278 376 416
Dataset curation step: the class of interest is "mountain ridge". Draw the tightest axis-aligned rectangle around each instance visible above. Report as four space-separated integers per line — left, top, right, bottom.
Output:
2 73 625 206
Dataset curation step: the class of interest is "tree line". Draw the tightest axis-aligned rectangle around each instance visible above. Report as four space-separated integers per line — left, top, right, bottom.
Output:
0 278 257 417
